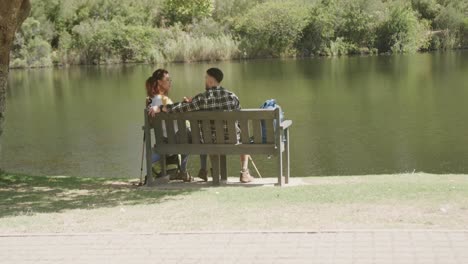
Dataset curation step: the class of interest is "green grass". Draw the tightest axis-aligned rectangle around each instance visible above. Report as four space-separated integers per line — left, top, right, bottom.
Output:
0 172 196 218
1 172 468 233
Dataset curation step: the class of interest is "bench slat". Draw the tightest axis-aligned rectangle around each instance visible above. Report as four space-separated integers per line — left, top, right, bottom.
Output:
154 120 165 145
239 119 250 144
151 110 276 121
252 119 262 144
265 119 275 144
177 119 187 144
189 120 201 144
226 120 237 144
166 119 176 144
215 120 225 144
201 120 213 144
155 144 276 155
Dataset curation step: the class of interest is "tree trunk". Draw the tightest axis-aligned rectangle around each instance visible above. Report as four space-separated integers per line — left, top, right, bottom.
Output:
0 0 30 150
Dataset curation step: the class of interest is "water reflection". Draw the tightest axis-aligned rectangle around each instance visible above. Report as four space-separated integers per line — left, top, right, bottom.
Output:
2 51 468 177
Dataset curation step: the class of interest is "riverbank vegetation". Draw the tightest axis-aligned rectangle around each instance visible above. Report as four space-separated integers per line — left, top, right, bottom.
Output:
10 0 468 68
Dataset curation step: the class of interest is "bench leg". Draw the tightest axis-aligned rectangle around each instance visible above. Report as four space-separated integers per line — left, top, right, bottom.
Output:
161 154 167 178
210 155 220 186
220 155 227 182
144 130 153 186
277 151 284 187
285 128 290 184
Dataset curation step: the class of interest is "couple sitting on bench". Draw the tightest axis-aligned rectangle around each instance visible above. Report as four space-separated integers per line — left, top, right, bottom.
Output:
145 67 255 184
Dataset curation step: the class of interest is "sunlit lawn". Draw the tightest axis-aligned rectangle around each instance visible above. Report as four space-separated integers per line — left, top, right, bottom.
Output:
1 171 468 233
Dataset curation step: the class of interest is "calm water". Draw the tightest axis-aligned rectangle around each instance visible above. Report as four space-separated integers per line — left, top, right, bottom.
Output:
1 51 468 178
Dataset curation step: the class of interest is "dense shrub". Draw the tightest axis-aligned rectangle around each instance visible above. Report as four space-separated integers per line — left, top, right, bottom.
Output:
10 18 53 68
296 0 380 56
235 1 310 57
375 5 431 53
162 0 213 25
9 0 468 68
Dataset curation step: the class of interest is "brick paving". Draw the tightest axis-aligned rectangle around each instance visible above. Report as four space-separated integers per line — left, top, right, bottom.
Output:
1 230 467 264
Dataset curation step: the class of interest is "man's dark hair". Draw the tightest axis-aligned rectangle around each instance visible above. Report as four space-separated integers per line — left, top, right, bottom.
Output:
207 68 223 83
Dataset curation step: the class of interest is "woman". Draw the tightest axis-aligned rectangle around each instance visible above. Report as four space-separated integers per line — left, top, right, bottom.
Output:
146 69 191 182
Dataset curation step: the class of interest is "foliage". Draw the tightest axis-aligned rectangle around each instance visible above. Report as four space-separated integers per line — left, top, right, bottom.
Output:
10 18 53 68
375 4 431 53
9 0 468 68
234 1 311 57
71 19 158 64
296 0 381 56
162 0 213 25
212 0 264 26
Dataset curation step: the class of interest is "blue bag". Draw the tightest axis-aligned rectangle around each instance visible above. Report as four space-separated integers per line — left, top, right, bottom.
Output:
259 99 284 143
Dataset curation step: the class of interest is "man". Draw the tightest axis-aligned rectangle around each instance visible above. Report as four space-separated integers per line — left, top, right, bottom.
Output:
149 68 254 183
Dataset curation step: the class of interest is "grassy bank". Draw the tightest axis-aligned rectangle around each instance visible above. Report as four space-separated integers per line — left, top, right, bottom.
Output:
1 171 468 233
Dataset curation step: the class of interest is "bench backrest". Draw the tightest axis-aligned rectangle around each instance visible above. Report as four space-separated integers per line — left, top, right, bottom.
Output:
144 108 281 155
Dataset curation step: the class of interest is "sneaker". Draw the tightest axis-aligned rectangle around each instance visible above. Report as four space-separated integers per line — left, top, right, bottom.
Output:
197 169 209 182
178 171 192 182
240 170 254 183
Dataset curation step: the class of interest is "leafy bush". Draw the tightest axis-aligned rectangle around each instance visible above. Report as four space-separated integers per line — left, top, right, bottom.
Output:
375 5 431 53
235 1 310 57
10 17 53 68
72 19 157 64
9 0 468 68
212 0 264 26
296 0 379 56
162 0 213 25
411 0 441 21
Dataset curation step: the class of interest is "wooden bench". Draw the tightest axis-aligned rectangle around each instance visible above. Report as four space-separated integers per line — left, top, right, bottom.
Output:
143 108 292 186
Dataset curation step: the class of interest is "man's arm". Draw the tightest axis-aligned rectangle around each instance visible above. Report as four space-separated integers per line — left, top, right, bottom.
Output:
162 94 204 113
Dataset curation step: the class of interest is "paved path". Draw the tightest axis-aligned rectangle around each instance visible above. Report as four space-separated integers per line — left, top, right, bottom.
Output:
1 230 467 264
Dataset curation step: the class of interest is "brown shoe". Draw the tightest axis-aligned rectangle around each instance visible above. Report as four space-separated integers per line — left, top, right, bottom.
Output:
197 169 208 182
178 171 192 182
240 170 254 183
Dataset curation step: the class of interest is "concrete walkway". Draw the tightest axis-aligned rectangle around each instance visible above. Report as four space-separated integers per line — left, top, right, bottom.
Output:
1 230 467 263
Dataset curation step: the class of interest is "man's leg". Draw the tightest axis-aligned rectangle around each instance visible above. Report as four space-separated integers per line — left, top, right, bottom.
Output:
241 154 249 171
197 154 209 181
177 154 192 182
240 154 254 183
200 155 208 170
180 154 189 172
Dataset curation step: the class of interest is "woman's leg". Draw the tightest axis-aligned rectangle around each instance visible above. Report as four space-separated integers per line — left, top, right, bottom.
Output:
152 152 161 163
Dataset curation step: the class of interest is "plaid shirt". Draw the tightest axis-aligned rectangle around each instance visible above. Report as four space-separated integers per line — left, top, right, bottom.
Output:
165 86 241 113
165 86 241 143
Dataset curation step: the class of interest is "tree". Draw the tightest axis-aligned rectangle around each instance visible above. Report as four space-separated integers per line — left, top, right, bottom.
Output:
163 0 213 25
0 0 31 151
235 1 310 57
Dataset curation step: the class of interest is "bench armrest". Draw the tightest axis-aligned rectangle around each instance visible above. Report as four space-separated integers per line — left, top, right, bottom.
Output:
280 120 292 130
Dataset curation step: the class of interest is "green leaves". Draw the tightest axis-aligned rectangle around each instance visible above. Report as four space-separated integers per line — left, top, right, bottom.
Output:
162 0 213 25
10 0 468 68
375 4 431 53
235 1 311 57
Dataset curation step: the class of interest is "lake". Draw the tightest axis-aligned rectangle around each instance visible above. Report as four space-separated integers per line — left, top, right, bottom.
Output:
1 51 468 178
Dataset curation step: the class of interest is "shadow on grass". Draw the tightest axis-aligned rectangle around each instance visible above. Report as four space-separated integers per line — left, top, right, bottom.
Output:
0 172 200 218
